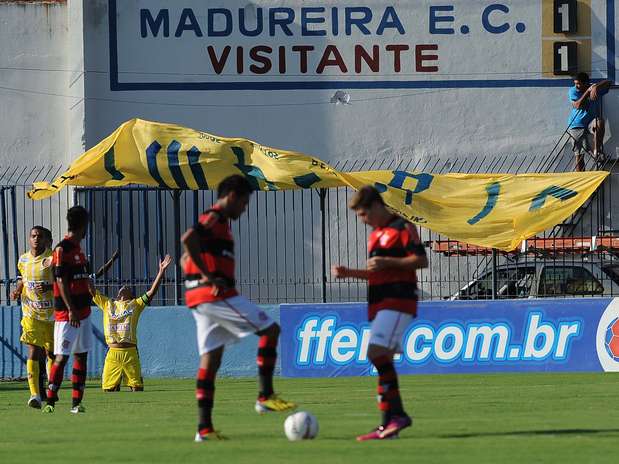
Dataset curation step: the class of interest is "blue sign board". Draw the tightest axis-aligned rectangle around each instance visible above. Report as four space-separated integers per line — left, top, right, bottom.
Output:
280 299 619 377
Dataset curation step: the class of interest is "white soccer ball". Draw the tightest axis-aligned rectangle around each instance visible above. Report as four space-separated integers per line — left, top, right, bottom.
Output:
284 411 319 441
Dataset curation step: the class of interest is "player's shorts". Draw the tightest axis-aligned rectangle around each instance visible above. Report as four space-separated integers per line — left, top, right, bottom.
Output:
193 295 275 355
20 316 54 352
368 310 414 353
53 316 93 355
102 346 143 390
568 127 592 156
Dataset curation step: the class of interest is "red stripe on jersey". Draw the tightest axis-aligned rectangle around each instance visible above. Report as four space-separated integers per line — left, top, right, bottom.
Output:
52 237 91 321
367 217 423 320
183 206 239 306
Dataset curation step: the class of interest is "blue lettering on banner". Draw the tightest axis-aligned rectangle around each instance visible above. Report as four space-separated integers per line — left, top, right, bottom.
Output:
279 299 613 377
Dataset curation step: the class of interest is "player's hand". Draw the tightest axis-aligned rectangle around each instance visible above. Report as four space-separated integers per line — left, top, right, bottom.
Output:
10 289 20 300
33 282 46 294
68 309 81 328
332 265 349 279
589 85 599 100
367 257 391 271
159 254 172 272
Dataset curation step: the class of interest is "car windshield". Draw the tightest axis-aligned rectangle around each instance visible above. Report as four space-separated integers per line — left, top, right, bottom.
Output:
538 266 604 296
461 266 536 299
602 265 619 286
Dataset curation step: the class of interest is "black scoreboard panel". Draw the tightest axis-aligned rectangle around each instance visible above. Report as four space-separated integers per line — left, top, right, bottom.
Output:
542 0 590 77
553 41 578 74
553 0 578 33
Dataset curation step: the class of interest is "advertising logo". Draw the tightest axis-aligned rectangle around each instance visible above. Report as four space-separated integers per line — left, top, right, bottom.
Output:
295 311 582 367
596 299 619 371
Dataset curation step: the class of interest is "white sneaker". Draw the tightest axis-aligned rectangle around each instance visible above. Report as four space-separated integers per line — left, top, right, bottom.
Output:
70 404 86 414
27 395 42 409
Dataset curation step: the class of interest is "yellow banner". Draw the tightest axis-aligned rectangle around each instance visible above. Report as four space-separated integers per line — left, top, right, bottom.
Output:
28 118 608 251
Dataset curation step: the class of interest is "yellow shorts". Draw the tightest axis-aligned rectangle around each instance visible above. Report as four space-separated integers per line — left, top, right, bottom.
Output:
20 316 54 353
102 347 143 390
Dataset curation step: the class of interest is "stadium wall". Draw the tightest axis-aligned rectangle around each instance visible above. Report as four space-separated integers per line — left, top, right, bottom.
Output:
0 1 71 168
0 304 280 380
80 0 619 163
4 298 619 381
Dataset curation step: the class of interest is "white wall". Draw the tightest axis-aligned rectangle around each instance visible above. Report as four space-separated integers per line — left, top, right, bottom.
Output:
0 1 71 171
0 1 616 172
80 0 618 167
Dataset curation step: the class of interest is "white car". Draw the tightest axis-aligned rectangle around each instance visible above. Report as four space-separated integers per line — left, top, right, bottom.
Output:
450 260 619 300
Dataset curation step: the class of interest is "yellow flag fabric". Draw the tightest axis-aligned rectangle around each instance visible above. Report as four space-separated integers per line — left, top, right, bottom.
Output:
28 118 608 251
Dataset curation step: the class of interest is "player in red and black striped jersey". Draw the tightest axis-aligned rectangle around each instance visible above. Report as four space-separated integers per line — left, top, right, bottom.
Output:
181 175 296 442
43 206 93 414
332 186 428 441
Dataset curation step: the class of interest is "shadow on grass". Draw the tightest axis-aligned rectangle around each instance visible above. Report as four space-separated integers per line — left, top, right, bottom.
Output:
440 428 619 439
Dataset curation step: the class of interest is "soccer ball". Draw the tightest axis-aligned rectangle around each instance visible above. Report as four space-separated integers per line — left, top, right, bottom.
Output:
605 317 619 361
284 411 319 441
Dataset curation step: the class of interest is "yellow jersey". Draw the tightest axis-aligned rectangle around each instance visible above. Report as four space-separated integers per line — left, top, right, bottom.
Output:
92 290 150 345
17 249 54 321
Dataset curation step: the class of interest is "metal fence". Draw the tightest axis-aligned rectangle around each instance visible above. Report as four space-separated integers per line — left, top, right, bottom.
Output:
1 140 618 308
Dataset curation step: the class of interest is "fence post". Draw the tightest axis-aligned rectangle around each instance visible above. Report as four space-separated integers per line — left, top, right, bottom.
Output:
142 190 150 284
9 187 19 281
172 190 182 305
0 188 10 302
319 188 327 303
491 248 498 299
156 191 165 301
115 189 122 285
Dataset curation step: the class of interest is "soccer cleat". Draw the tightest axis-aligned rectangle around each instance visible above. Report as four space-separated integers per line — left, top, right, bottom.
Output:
42 404 55 414
70 404 86 414
379 415 412 439
27 395 42 409
194 430 228 442
356 426 400 442
254 394 297 414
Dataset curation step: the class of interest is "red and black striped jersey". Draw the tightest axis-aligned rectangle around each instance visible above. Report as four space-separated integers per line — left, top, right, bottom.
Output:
52 236 92 321
367 216 426 320
183 205 239 307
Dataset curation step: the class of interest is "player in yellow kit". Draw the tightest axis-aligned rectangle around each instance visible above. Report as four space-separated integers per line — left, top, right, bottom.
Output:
10 226 55 408
89 255 172 391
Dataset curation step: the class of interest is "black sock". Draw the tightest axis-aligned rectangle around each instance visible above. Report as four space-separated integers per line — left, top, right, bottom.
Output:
257 336 277 399
38 358 48 401
197 368 215 432
373 355 405 425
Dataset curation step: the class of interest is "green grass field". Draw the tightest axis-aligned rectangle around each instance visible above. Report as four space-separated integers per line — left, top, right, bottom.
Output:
2 373 619 464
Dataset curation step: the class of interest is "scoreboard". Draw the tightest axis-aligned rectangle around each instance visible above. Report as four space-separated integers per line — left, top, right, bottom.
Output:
542 0 592 76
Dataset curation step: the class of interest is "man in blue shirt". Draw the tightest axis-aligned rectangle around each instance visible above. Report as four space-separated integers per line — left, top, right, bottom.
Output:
567 72 612 171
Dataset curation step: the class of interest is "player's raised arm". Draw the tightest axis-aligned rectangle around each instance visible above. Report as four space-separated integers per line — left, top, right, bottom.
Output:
145 254 172 301
94 249 119 279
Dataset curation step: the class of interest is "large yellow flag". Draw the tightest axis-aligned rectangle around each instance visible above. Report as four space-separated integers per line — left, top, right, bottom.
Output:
28 118 608 251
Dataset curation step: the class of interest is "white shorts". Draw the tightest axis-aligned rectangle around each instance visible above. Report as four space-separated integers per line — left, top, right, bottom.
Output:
54 316 93 355
193 295 275 355
368 310 414 354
